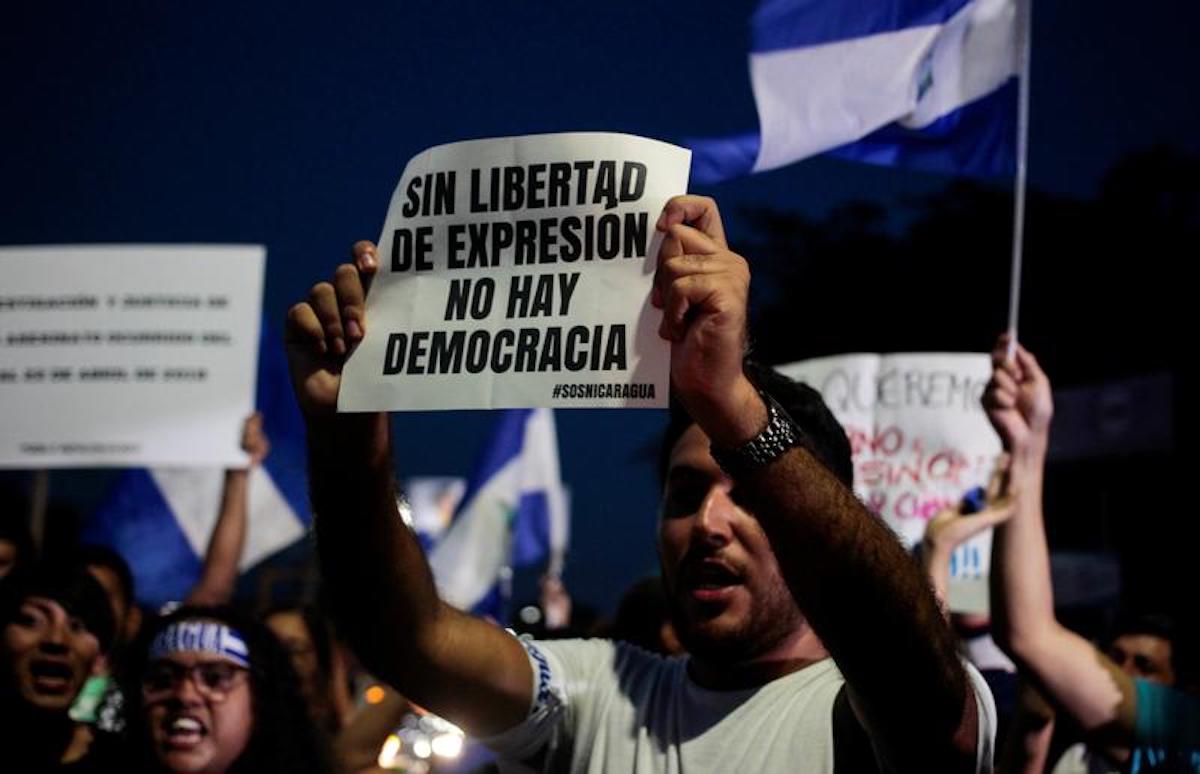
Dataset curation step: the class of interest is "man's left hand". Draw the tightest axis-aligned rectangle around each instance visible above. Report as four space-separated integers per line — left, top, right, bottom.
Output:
653 195 764 447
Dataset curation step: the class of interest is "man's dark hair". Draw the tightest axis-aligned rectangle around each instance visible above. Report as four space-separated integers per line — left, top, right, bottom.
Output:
74 544 136 610
1111 612 1193 686
0 559 116 652
131 605 336 774
658 359 854 488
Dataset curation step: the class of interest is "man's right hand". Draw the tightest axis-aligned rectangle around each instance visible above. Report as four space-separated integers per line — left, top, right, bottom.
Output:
284 241 379 417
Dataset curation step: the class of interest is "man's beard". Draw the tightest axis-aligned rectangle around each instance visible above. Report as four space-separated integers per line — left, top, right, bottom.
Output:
666 579 804 665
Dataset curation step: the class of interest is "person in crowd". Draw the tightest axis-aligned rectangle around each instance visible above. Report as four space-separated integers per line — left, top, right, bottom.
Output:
984 335 1200 772
265 603 415 772
131 605 335 774
1103 613 1189 691
918 468 1022 760
184 411 272 608
0 558 119 770
264 604 348 733
284 195 996 771
0 487 36 579
67 412 271 743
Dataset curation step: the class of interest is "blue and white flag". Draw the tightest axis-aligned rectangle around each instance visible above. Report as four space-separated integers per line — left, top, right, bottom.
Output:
426 409 569 619
689 0 1023 183
82 324 310 609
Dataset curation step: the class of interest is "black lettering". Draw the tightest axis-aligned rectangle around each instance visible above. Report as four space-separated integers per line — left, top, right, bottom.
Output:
623 212 649 257
603 325 627 369
383 333 407 374
527 163 547 208
530 274 554 317
548 162 571 207
559 217 581 261
514 220 537 265
467 223 490 268
469 168 487 213
516 328 539 371
538 327 562 371
491 329 515 372
429 331 465 373
469 277 495 319
572 160 594 205
593 160 618 209
406 332 430 374
503 166 524 210
401 177 422 217
491 221 514 263
597 214 621 259
391 227 434 272
565 326 589 370
433 171 455 216
620 162 646 202
557 272 580 314
538 218 558 263
447 225 467 270
465 331 489 373
507 275 532 318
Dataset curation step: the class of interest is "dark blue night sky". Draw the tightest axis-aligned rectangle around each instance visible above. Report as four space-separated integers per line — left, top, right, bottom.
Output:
2 1 1196 613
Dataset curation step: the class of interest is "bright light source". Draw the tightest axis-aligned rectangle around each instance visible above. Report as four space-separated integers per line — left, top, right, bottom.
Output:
431 732 464 759
365 685 386 705
412 738 432 759
377 734 401 769
518 605 542 625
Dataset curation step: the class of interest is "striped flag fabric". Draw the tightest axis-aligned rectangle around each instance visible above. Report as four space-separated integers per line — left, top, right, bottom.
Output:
81 324 309 609
426 409 569 620
689 0 1023 183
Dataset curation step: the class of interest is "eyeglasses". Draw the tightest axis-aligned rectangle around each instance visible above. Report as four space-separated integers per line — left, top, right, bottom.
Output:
141 660 249 701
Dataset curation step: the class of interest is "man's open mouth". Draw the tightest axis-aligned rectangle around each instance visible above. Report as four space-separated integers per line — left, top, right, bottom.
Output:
685 559 742 600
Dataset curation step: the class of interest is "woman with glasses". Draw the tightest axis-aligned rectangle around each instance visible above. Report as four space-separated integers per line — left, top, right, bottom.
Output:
133 606 335 774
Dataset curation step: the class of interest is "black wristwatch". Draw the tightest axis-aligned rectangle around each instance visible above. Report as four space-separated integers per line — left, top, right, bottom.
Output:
710 393 802 477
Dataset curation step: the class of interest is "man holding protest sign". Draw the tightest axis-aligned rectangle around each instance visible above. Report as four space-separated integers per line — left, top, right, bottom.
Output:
285 193 995 771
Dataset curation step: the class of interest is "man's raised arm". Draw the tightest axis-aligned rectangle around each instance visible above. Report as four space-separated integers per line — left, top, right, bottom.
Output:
653 196 981 771
284 243 532 736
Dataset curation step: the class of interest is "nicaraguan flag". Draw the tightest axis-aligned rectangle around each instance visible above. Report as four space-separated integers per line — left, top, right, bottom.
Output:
81 324 310 609
426 409 569 619
689 0 1023 183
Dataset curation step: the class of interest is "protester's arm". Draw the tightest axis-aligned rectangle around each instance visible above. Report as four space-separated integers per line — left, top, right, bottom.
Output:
185 413 268 606
984 337 1137 749
921 460 1013 611
284 246 532 737
654 196 980 771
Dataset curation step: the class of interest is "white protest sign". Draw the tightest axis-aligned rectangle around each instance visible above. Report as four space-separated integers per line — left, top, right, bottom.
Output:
779 353 1001 613
338 132 691 411
0 245 264 468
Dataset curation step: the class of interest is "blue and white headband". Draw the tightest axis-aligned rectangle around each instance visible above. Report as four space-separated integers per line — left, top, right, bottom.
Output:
149 620 250 668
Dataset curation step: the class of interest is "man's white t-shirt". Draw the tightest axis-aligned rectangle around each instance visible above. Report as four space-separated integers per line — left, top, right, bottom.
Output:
485 638 996 773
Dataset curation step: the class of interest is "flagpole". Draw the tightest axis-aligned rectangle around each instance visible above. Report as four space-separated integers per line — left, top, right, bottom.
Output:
1006 0 1033 358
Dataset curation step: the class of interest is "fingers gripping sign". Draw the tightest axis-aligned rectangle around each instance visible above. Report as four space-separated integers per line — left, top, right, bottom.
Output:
284 242 379 417
652 196 763 447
